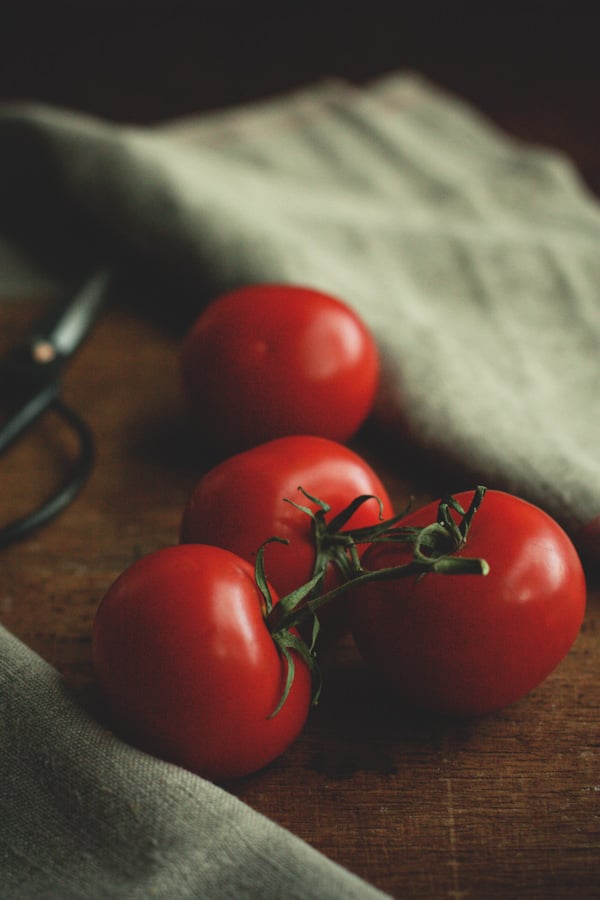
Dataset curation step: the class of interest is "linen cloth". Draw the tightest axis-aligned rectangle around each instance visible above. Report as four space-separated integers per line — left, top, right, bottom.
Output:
1 74 599 531
1 73 599 898
0 625 385 899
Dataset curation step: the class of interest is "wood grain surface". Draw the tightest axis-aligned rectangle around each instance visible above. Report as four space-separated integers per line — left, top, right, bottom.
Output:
1 5 599 897
1 295 598 899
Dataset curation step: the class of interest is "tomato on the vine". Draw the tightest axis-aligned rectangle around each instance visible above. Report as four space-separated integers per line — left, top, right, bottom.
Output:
181 284 380 455
350 490 587 716
179 435 394 639
92 544 312 782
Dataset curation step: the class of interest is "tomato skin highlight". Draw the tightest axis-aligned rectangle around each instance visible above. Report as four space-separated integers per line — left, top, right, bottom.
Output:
350 490 587 717
181 284 380 455
92 545 312 782
179 435 394 639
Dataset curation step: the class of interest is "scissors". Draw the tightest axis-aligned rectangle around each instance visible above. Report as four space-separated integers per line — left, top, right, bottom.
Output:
0 268 111 548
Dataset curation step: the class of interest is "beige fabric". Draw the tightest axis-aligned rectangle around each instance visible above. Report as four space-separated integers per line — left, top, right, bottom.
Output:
1 75 599 531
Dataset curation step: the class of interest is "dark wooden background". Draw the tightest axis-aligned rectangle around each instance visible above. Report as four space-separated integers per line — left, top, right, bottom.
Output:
1 3 599 897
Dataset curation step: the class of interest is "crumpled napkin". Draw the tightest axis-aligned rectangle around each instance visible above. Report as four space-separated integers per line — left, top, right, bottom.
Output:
1 73 599 533
0 625 386 899
1 73 599 897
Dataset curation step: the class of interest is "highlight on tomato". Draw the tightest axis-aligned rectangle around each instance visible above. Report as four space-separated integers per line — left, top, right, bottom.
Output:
180 283 380 456
179 435 395 641
92 544 313 783
349 489 587 717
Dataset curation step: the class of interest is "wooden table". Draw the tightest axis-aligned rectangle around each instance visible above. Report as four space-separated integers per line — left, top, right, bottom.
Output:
1 5 599 897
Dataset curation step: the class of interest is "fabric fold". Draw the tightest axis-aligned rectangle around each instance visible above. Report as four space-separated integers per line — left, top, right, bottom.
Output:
1 74 599 530
0 624 387 899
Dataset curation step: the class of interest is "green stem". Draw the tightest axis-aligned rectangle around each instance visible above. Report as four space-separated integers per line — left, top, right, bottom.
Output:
262 485 490 714
267 552 489 636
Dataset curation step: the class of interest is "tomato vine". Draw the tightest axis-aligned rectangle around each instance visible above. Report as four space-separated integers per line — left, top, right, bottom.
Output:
263 486 491 714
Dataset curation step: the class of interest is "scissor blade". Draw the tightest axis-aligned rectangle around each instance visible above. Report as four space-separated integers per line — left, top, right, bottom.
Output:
0 267 111 454
31 268 111 361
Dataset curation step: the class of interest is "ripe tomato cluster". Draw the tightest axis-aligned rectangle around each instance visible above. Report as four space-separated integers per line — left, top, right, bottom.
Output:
93 433 397 783
92 284 588 784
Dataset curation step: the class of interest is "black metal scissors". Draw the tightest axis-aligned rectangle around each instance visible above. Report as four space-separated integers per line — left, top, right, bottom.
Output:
0 268 111 548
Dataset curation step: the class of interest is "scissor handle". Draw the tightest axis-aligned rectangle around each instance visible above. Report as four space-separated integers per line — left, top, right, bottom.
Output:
0 267 111 547
0 380 60 454
0 398 95 549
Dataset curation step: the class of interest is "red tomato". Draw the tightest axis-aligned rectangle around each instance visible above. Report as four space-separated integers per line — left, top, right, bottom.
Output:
181 284 379 455
179 435 394 638
350 490 587 716
92 544 312 782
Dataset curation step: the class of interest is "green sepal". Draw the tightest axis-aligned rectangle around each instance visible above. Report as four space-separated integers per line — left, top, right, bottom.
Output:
261 484 490 719
254 536 289 615
269 629 321 718
325 493 385 534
